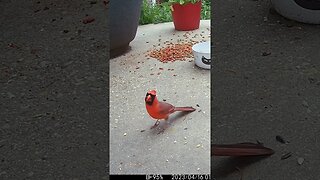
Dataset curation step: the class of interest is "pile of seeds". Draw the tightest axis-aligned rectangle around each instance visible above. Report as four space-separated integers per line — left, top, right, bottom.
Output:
148 42 194 63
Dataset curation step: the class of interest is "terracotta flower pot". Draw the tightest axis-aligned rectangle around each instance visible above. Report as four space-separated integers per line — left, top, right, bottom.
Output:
171 1 201 31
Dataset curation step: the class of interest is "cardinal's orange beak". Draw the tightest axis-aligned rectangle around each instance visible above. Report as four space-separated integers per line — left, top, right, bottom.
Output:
146 95 151 102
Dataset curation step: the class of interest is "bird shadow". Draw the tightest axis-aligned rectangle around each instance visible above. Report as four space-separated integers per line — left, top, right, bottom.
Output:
149 111 192 135
212 156 268 178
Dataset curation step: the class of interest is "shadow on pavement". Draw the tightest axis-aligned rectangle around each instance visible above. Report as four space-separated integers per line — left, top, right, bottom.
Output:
149 111 194 135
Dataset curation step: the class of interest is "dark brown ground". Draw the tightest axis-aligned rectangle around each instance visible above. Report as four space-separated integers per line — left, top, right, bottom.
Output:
1 0 108 179
212 0 320 179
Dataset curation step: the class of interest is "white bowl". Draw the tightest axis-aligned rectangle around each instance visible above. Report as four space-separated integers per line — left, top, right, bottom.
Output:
192 41 211 69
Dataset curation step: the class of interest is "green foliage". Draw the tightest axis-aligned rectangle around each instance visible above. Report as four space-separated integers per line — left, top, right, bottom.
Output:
201 0 210 20
168 0 199 5
139 0 172 25
139 0 210 25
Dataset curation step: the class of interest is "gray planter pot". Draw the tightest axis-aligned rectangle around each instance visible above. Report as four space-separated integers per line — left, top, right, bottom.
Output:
109 0 143 58
271 0 320 24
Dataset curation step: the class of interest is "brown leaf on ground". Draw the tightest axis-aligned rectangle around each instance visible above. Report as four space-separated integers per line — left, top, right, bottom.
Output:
82 17 95 24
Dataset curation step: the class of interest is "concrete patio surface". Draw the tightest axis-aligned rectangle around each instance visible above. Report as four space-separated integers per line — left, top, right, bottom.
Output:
213 0 320 179
110 20 211 174
1 1 108 179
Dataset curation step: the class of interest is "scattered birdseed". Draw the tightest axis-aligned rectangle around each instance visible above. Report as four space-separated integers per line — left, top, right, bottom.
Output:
281 152 292 160
262 52 271 56
256 140 263 145
148 42 194 63
297 157 304 165
276 135 288 144
302 100 309 107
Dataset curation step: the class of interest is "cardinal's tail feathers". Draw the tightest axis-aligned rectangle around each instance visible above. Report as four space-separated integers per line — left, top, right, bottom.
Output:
174 106 196 112
212 143 275 156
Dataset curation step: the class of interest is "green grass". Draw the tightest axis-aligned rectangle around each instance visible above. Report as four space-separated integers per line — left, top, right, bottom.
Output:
201 0 210 20
139 0 211 25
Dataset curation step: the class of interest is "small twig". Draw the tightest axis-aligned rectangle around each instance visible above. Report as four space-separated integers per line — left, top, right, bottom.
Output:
225 69 237 74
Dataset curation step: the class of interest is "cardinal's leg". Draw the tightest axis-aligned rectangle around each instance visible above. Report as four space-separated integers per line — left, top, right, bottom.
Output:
150 120 160 129
157 118 169 134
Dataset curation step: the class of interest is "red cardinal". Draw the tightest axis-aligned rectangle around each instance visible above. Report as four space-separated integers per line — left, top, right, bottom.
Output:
145 90 196 128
